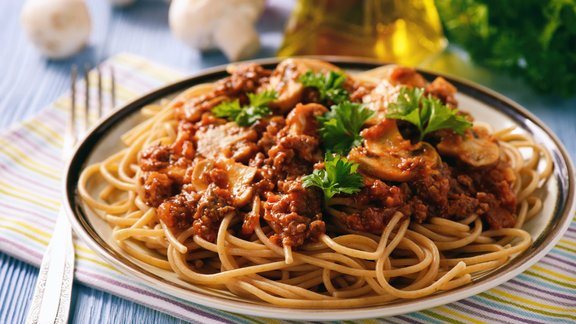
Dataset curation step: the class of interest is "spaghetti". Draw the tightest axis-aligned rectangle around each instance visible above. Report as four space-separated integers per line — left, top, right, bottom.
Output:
79 59 552 308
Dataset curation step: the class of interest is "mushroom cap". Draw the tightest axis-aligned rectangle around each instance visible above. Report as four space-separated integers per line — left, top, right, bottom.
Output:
437 126 501 168
169 0 265 51
21 0 91 59
267 58 342 113
349 119 440 182
213 14 260 61
169 0 220 50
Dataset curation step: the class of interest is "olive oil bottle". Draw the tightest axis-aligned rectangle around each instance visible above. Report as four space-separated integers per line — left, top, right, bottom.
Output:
277 0 446 66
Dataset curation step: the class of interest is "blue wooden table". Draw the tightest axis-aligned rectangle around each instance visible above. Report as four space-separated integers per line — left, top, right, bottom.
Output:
0 1 574 323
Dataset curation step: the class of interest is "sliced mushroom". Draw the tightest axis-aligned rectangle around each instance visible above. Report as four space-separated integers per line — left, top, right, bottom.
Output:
168 83 218 122
188 158 256 207
352 64 396 84
286 103 328 136
196 122 257 160
437 126 500 168
349 120 440 182
188 159 214 192
266 58 342 113
219 158 257 207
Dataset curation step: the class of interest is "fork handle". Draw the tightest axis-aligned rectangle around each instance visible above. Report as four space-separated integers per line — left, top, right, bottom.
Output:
26 207 75 324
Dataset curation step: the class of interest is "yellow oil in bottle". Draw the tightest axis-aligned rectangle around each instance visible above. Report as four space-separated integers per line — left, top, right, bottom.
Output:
277 0 446 66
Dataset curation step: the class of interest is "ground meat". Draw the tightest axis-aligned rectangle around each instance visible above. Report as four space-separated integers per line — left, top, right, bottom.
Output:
345 79 375 103
344 208 403 233
277 134 321 164
241 209 260 237
214 63 272 98
408 166 451 219
138 127 196 207
139 145 171 172
192 184 236 242
411 160 516 228
157 190 201 231
340 180 410 233
203 168 229 188
263 180 325 247
405 161 515 226
465 160 517 229
354 180 405 207
267 142 315 179
478 193 516 229
338 157 516 233
388 67 427 88
248 158 277 195
263 104 326 179
141 172 176 207
256 116 285 152
137 61 519 249
425 77 458 107
171 122 196 159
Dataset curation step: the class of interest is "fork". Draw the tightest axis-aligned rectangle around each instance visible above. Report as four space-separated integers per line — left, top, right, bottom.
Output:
26 65 115 324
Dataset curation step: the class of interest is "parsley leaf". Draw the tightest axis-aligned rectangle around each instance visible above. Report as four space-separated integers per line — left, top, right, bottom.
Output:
234 105 272 127
212 100 243 120
386 87 472 141
302 153 364 201
425 97 472 135
318 101 374 155
299 70 349 104
247 91 277 108
212 90 277 126
385 87 427 129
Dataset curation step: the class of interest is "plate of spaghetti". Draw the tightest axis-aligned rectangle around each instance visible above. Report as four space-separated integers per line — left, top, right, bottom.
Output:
67 58 575 320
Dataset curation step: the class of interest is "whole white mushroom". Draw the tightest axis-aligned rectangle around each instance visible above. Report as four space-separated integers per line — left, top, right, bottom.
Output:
21 0 91 59
169 0 265 61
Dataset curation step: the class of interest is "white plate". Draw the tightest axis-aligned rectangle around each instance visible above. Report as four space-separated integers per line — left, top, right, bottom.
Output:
65 58 575 320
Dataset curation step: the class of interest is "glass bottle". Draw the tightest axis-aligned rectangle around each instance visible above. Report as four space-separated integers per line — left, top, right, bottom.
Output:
277 0 446 66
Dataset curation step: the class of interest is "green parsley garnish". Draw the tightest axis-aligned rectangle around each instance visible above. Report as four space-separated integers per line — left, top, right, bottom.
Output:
212 90 277 126
299 70 349 104
302 154 364 201
386 87 472 141
318 101 374 155
437 1 575 97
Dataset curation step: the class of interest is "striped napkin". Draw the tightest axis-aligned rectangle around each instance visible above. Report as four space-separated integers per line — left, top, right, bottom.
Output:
1 53 574 324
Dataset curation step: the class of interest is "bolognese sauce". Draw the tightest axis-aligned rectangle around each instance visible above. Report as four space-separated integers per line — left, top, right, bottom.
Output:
137 59 517 247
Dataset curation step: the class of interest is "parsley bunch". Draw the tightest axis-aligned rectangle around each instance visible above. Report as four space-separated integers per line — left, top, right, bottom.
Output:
302 154 364 201
386 87 472 141
299 70 349 104
212 91 277 126
318 101 374 155
436 0 576 96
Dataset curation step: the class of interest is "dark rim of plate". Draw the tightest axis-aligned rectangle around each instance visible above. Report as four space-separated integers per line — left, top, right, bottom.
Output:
65 57 575 314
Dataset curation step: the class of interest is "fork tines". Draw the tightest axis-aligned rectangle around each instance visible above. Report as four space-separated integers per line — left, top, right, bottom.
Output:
70 64 116 144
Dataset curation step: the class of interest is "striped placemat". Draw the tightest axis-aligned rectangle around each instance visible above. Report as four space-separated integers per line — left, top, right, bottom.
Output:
0 53 574 323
